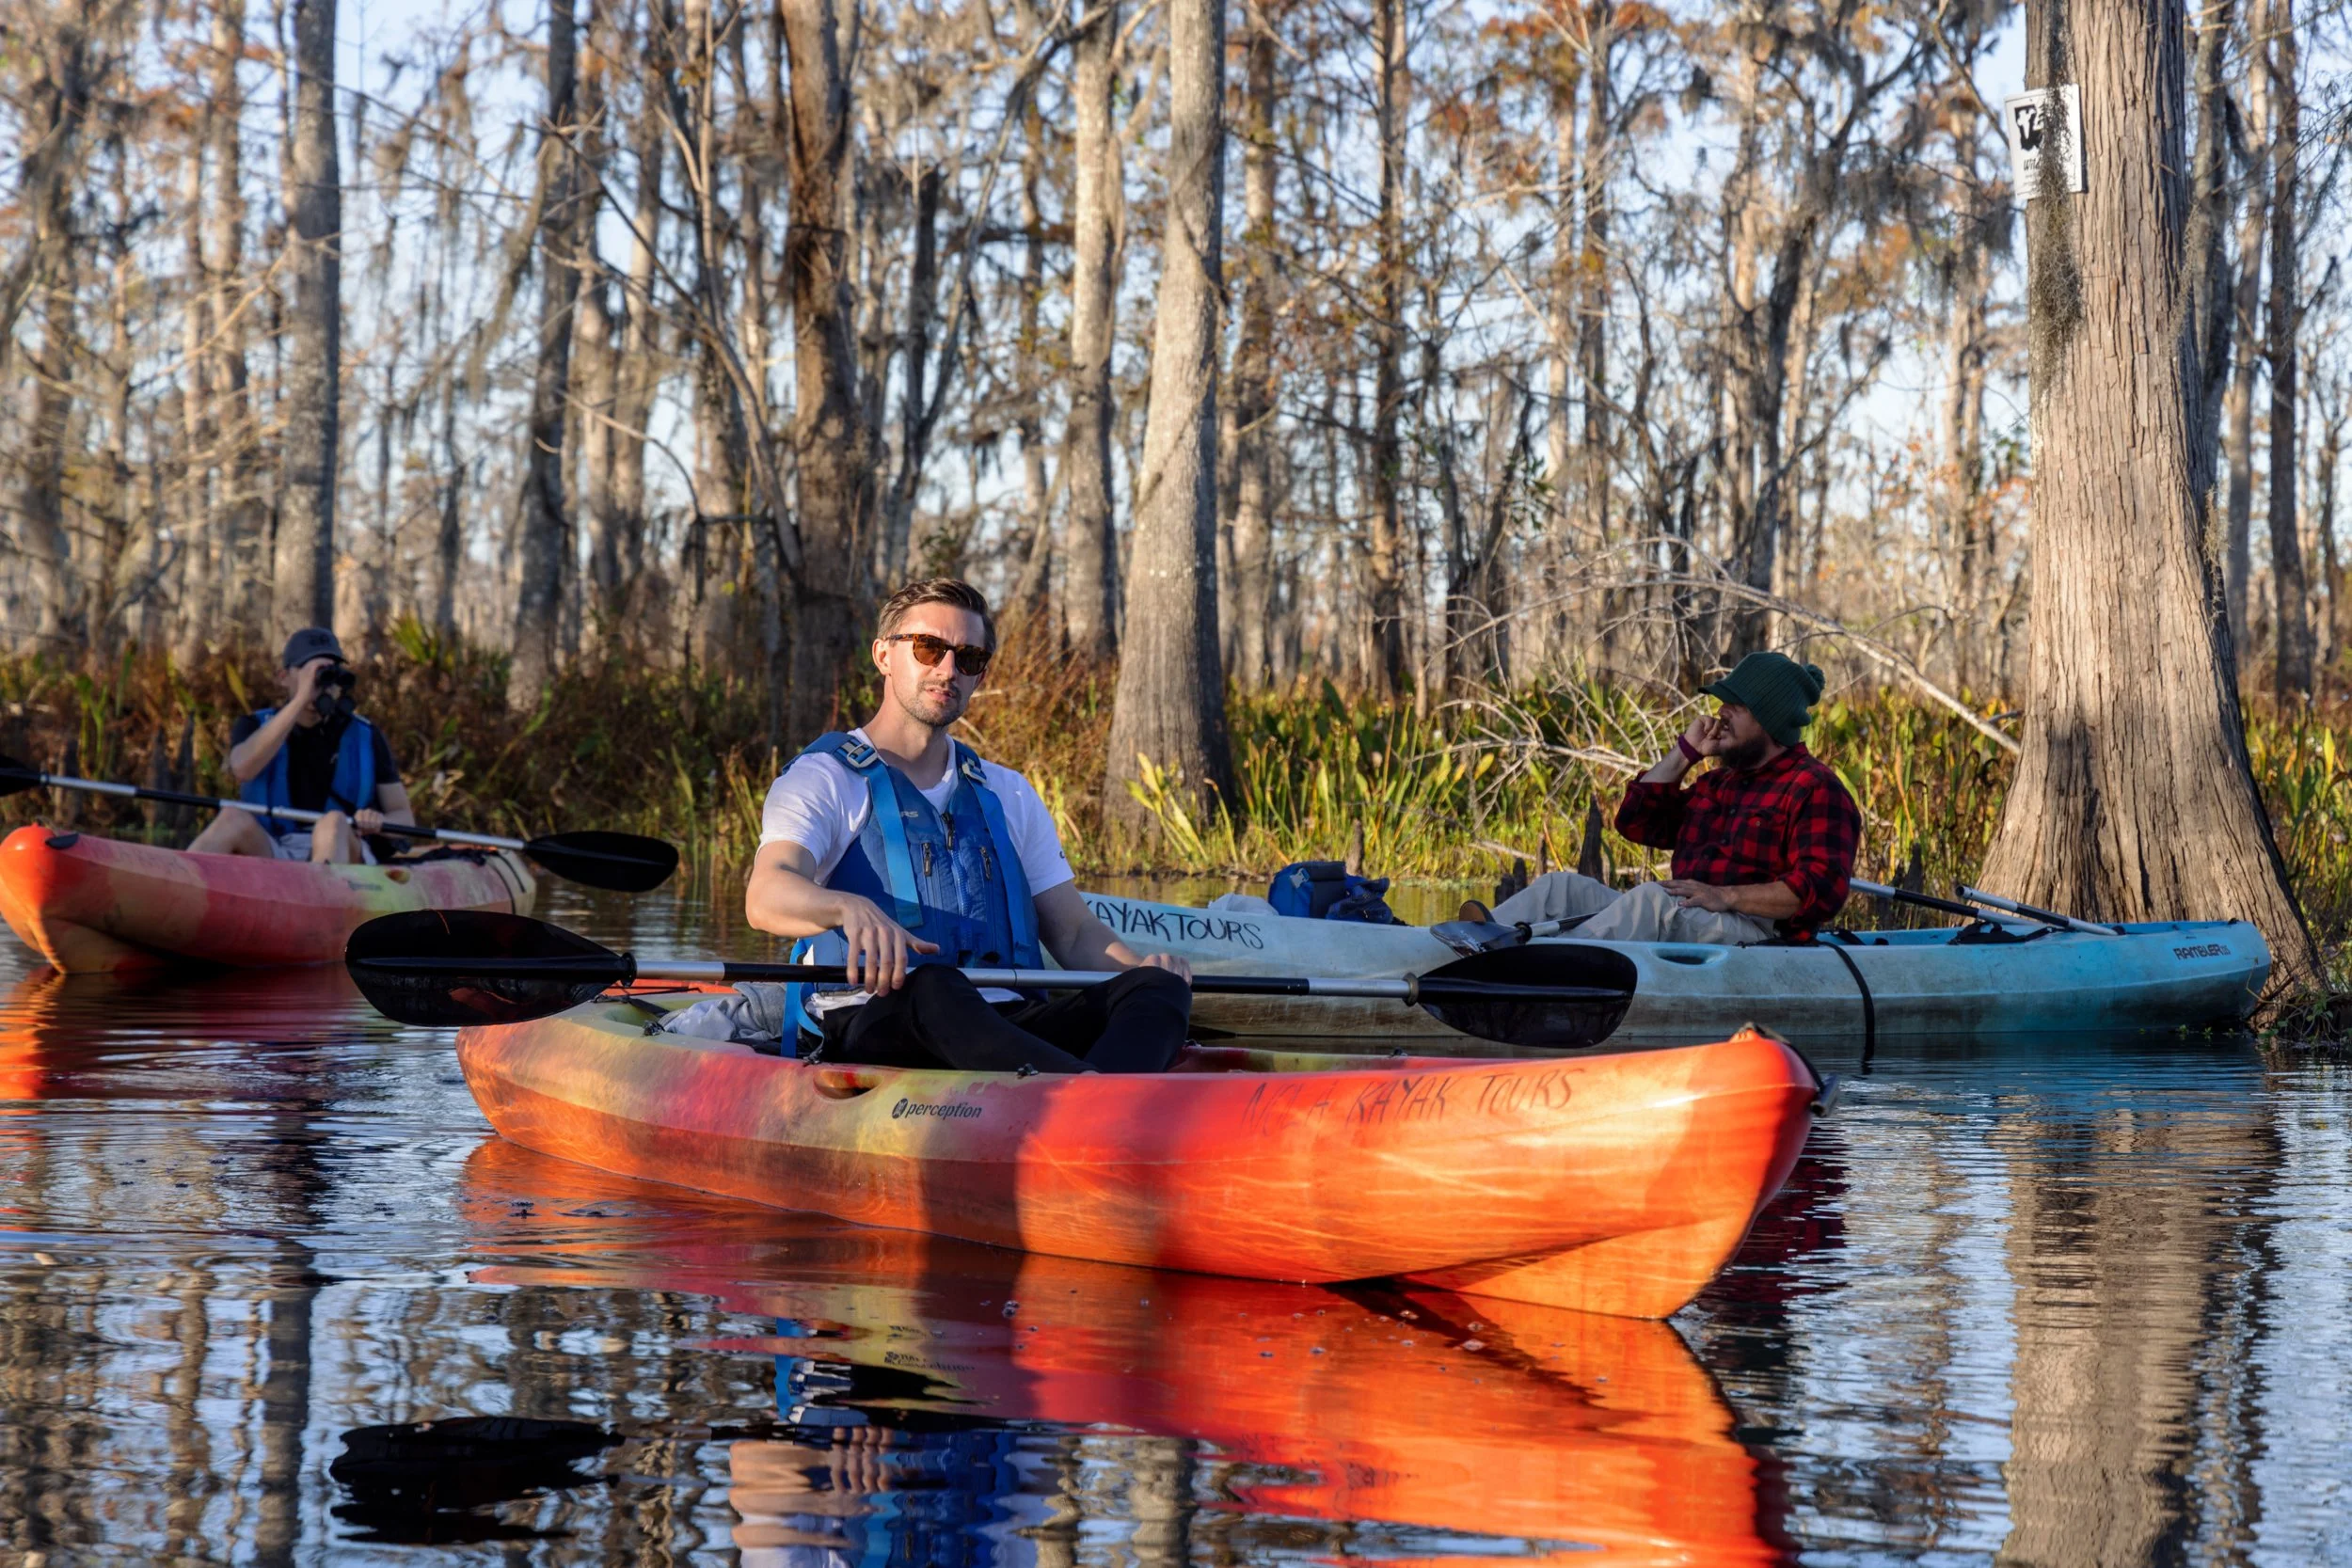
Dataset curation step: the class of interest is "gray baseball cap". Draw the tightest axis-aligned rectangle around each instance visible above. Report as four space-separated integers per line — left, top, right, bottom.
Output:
279 627 346 668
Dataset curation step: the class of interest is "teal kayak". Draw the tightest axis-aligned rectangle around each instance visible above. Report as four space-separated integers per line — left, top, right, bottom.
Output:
1078 891 2270 1044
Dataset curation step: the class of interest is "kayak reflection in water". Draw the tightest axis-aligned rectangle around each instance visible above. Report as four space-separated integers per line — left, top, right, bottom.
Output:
451 1138 1786 1563
1482 651 1861 944
715 1265 1788 1566
732 578 1192 1073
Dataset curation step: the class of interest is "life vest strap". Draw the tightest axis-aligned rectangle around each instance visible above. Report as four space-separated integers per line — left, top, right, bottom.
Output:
807 732 923 929
957 742 1039 967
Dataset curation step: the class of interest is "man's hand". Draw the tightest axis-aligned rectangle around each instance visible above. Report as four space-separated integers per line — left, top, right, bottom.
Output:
292 657 329 712
354 807 386 834
1661 878 1735 912
1132 950 1193 982
1645 713 1726 784
834 893 940 994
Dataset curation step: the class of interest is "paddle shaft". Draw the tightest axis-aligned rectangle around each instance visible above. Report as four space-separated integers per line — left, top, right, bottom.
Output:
1851 878 1996 924
1957 883 2124 936
361 952 1628 1006
6 765 533 852
1851 877 2122 935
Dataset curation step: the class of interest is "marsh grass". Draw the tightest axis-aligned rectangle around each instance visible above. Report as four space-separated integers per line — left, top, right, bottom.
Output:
2 628 2346 958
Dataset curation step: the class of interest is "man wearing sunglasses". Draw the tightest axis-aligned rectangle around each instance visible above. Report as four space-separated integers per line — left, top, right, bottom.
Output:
746 578 1195 1073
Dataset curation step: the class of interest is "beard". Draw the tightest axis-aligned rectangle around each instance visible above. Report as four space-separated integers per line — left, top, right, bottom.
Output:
895 677 969 728
1718 732 1772 770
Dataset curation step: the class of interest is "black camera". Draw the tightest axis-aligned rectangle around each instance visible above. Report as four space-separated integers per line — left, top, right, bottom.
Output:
313 661 358 720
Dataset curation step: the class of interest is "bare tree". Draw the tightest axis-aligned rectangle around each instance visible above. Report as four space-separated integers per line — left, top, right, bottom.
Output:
1060 0 1122 659
274 0 340 633
1101 0 1232 832
1979 0 2320 987
1365 0 1408 698
783 0 873 741
1225 2 1280 689
509 0 585 711
2222 15 2268 655
5 0 119 649
2316 362 2344 673
2262 0 2310 699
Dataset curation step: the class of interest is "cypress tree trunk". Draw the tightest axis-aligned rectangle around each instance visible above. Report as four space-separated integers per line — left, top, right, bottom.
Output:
610 77 664 616
1979 0 2320 990
1227 8 1280 690
1101 0 1233 833
1061 0 1122 659
274 0 340 634
2222 28 2267 659
210 0 260 641
2263 0 2310 700
1578 2 1612 549
782 0 873 741
1365 0 1408 698
509 0 583 712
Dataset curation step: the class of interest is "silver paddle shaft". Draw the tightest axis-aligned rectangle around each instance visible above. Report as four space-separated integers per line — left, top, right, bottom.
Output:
629 959 1622 1004
1957 884 2124 936
25 768 532 851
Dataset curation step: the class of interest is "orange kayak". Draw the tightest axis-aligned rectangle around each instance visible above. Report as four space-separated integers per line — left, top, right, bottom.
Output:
458 994 1821 1319
0 823 535 973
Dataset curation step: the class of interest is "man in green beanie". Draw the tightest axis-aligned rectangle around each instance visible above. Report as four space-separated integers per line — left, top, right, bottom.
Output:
1486 651 1861 942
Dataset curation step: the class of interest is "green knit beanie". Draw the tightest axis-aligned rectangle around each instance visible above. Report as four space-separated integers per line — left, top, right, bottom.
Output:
1701 652 1827 745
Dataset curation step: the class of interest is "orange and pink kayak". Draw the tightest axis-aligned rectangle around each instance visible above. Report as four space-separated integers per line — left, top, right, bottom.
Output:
0 823 535 973
458 992 1822 1319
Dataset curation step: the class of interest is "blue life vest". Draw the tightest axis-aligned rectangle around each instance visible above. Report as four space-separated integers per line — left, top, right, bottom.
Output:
237 708 381 838
785 732 1041 1037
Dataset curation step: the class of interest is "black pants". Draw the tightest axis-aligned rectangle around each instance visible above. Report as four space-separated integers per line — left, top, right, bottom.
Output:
816 964 1191 1074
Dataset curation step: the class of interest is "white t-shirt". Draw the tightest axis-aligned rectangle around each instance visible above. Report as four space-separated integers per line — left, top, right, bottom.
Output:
760 729 1074 898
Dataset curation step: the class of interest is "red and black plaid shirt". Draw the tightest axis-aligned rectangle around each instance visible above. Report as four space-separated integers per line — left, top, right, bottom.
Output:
1614 743 1861 933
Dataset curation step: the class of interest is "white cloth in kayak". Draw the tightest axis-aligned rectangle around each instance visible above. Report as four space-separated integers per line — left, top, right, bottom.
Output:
663 983 792 1043
757 727 1073 1007
1491 874 1774 944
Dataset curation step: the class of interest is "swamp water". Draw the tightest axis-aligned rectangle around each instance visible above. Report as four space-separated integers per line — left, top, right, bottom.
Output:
0 879 2348 1564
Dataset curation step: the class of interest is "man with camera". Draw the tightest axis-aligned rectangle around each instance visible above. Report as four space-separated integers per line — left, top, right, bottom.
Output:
187 627 414 864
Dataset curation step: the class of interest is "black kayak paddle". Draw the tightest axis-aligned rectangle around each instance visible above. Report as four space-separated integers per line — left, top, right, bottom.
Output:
0 755 678 895
346 910 1638 1049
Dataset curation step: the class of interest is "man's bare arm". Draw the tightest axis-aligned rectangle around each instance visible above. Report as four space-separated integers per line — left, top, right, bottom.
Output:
355 782 417 835
229 661 327 782
745 840 937 993
227 705 309 783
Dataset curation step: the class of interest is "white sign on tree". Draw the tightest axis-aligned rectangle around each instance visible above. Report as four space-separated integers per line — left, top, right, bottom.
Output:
2004 85 2086 205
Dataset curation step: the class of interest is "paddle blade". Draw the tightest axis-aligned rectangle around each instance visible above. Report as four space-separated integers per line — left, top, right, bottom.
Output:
346 911 629 1028
518 831 679 894
1417 943 1639 1049
0 756 43 800
1427 918 1518 957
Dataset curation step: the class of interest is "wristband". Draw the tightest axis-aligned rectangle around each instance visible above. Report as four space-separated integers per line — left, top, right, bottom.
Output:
1675 735 1703 765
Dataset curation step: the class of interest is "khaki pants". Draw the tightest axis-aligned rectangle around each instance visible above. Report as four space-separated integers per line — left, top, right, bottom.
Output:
1489 873 1777 945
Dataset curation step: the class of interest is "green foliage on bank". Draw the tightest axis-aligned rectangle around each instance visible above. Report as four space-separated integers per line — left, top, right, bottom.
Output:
1 626 2347 958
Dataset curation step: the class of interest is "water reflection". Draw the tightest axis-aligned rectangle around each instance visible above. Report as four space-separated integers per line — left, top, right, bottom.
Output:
331 1416 622 1544
459 1135 1785 1564
0 883 2349 1563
